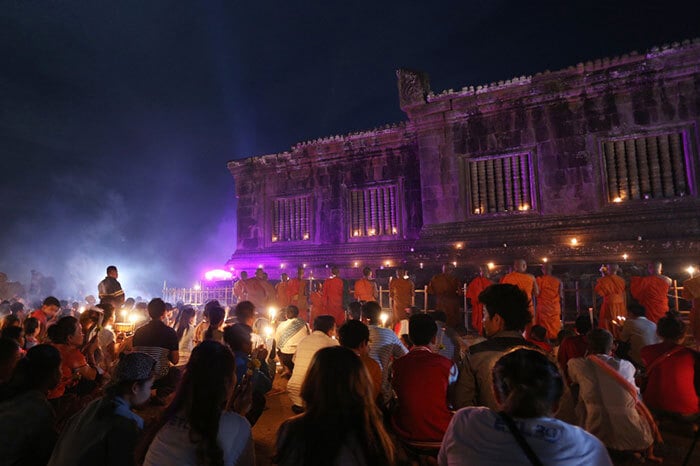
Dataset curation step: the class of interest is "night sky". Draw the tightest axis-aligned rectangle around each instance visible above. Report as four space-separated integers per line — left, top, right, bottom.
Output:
1 0 698 299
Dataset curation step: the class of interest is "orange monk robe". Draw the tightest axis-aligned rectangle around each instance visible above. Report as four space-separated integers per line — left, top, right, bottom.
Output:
233 278 248 303
275 281 291 308
682 276 700 347
535 275 562 339
354 278 378 302
501 272 537 318
246 278 273 311
630 276 670 324
465 276 491 334
322 276 346 325
428 273 462 328
286 278 309 316
594 275 627 332
389 277 415 324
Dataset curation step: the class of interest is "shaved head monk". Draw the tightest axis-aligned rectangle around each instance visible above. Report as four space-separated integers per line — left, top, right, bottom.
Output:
465 266 492 334
595 264 627 333
428 264 462 328
501 259 539 329
535 263 563 339
630 262 672 324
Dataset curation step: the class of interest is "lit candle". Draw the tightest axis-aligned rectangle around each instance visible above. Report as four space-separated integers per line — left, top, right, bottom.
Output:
380 312 389 327
487 262 495 270
268 306 277 322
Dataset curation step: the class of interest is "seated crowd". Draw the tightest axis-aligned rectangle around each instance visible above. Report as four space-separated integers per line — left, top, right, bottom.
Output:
0 278 697 466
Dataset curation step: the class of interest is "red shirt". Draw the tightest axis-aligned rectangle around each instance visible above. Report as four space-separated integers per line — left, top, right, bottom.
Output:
391 346 454 441
641 341 700 416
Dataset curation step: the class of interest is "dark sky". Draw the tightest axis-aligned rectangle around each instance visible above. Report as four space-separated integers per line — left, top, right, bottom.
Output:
1 0 698 298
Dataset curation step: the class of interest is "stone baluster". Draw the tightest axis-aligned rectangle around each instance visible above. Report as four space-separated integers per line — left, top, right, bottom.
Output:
646 136 663 198
658 134 674 197
669 132 686 195
624 138 639 199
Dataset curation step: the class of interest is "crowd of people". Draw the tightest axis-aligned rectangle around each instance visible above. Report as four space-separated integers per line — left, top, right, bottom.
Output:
0 260 697 465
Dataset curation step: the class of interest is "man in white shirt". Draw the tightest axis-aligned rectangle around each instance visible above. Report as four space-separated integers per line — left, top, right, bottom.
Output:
619 302 659 367
287 315 338 412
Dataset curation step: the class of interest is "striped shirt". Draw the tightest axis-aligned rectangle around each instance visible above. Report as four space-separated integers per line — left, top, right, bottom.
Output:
368 325 408 402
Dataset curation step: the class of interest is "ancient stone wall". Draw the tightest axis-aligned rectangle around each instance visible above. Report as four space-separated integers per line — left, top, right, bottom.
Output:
228 40 700 273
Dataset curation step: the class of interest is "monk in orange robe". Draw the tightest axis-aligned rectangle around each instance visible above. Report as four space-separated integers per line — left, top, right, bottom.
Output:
275 273 291 308
501 259 539 327
309 284 324 325
682 270 700 350
389 268 414 324
535 263 563 339
594 263 626 333
428 264 462 328
465 266 491 334
630 262 672 324
354 267 378 302
287 267 309 320
233 271 249 303
322 266 346 325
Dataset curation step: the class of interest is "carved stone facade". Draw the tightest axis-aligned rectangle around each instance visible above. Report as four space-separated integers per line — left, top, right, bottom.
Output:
227 40 700 277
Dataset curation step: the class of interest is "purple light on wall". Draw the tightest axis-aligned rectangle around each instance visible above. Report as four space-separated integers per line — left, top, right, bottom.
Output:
204 269 233 281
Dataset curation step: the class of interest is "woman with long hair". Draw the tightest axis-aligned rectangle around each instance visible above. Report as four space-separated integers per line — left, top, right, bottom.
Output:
273 345 395 466
140 340 253 466
175 307 196 366
204 306 226 343
439 347 612 465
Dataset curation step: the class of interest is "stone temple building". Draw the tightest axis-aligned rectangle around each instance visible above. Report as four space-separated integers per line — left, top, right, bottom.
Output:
226 40 700 286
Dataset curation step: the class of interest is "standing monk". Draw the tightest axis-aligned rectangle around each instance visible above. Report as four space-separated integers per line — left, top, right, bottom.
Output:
595 264 627 333
681 265 700 350
98 265 125 310
535 264 563 339
354 267 378 303
246 268 275 312
322 266 346 325
233 271 249 303
465 266 491 334
501 259 539 329
630 262 672 324
276 273 291 308
287 267 309 321
428 264 462 328
389 268 414 325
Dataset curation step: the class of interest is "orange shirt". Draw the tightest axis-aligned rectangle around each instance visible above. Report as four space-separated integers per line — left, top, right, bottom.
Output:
466 276 491 333
361 353 383 399
48 343 88 399
501 272 536 319
630 276 670 324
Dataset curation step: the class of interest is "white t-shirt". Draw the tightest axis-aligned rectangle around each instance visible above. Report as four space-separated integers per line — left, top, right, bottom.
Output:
438 407 612 466
144 411 251 466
